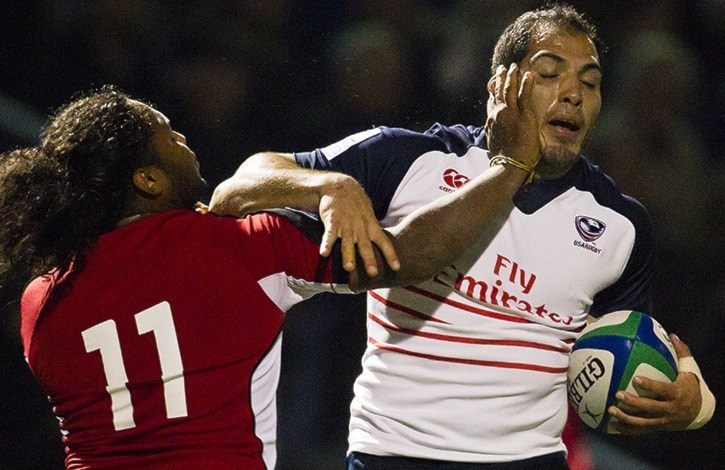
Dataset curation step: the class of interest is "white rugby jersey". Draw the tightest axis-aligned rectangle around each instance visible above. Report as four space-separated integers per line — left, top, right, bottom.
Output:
295 124 653 463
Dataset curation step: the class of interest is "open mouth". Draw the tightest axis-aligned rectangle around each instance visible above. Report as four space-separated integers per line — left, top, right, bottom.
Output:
549 119 580 132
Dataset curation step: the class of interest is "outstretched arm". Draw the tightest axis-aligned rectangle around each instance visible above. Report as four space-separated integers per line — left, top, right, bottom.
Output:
210 152 398 276
210 152 334 217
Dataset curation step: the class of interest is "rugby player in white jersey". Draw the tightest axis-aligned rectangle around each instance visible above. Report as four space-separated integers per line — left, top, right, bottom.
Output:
210 3 715 469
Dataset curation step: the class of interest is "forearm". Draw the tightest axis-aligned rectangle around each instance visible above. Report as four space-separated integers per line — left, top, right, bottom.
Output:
351 162 526 291
209 152 353 216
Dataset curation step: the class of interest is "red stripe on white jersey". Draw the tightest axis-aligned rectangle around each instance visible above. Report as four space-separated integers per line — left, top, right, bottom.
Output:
368 313 571 353
369 290 449 324
368 337 569 373
404 285 531 324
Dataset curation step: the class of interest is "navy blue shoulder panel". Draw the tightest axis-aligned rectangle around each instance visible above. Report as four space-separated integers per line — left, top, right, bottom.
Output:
425 123 484 154
573 159 653 316
573 158 654 316
589 205 653 315
514 157 653 316
295 124 477 219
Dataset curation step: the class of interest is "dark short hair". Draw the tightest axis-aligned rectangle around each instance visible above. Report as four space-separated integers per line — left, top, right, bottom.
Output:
491 2 604 74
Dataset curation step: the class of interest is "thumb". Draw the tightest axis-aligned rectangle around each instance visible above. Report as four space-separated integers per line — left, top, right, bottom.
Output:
195 202 209 214
670 333 692 359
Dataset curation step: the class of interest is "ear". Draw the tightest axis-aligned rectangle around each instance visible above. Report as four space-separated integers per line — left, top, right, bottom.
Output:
132 166 163 197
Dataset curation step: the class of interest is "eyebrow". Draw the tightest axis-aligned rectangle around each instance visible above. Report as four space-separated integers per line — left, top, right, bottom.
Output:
530 51 602 75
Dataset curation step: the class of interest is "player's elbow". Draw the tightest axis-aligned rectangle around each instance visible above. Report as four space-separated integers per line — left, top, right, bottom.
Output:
208 179 252 216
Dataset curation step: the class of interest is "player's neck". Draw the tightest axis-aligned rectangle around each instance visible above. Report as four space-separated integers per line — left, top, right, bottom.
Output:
117 197 169 227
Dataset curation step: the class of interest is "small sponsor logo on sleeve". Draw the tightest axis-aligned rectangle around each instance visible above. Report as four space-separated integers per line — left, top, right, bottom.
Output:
439 168 470 192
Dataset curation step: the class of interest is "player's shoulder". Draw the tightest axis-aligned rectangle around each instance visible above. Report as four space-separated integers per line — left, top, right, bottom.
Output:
375 122 480 156
576 157 651 225
324 123 479 159
192 208 323 246
132 209 256 248
423 123 484 153
242 208 324 243
312 123 483 171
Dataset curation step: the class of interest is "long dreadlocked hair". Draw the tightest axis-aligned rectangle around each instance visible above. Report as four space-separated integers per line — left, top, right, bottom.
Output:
0 85 154 304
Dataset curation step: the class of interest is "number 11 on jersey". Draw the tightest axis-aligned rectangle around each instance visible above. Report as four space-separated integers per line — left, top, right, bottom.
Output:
82 301 188 431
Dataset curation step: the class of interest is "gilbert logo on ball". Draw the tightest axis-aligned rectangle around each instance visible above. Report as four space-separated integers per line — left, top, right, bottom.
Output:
567 310 678 434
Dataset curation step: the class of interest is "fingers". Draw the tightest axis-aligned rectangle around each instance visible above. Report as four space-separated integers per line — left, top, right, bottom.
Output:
316 173 399 276
503 63 518 107
608 386 674 434
318 226 339 259
626 375 672 400
492 64 506 103
340 236 357 273
195 202 209 214
491 64 520 107
318 212 400 276
608 370 701 433
318 224 358 272
331 229 401 277
670 333 692 358
320 224 357 272
355 238 379 277
607 406 669 434
623 333 693 400
373 232 400 272
517 70 534 111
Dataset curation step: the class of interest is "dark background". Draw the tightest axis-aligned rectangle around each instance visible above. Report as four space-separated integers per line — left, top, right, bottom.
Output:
1 1 722 469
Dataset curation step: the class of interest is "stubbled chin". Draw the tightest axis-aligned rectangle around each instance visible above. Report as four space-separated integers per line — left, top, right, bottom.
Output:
539 145 579 176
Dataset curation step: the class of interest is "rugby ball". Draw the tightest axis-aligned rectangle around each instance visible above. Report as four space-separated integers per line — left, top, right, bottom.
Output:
567 310 678 433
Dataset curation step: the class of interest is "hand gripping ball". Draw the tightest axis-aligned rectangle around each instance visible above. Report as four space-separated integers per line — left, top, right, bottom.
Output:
567 310 678 433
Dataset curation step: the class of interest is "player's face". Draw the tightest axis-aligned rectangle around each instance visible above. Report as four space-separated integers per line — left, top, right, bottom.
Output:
134 101 208 206
518 27 602 178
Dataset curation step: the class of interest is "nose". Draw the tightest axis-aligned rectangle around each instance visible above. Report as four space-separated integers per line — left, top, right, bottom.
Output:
173 131 187 145
559 77 583 107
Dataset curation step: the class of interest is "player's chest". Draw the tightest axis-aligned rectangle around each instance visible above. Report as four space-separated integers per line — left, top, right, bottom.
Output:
381 151 636 316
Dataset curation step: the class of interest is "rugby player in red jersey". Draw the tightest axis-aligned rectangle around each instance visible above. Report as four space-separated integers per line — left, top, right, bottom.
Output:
1 71 538 469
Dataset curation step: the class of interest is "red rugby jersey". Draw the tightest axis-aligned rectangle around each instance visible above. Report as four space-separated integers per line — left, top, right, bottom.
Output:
20 210 345 469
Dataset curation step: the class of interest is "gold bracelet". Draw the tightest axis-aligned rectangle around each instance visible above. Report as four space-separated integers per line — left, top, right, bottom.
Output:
489 155 536 186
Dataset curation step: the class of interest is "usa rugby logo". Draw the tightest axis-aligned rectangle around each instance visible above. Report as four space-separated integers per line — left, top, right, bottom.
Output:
441 168 470 192
575 216 606 242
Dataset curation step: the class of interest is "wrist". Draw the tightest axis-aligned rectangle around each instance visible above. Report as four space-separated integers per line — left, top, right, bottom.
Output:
318 173 360 198
678 356 716 430
489 155 536 186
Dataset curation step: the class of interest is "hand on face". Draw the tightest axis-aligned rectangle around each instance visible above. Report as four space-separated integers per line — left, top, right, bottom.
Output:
512 29 602 179
485 63 541 170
